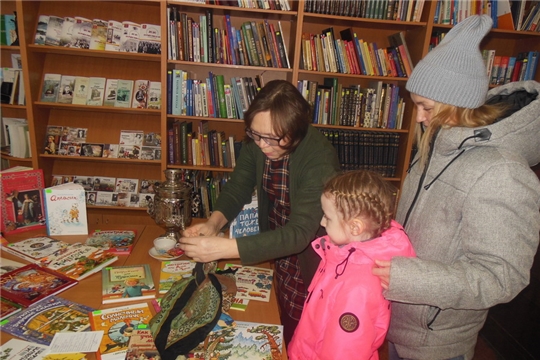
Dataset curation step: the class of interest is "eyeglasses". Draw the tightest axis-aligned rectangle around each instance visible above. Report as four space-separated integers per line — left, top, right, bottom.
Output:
245 128 283 146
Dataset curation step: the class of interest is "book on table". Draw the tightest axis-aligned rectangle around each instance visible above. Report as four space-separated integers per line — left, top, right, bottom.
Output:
124 327 159 360
0 297 23 321
89 302 153 360
0 258 24 275
85 229 137 255
0 263 78 307
1 235 70 263
43 182 88 236
0 168 47 235
0 338 49 360
225 264 274 302
101 264 156 304
158 259 196 294
0 296 95 345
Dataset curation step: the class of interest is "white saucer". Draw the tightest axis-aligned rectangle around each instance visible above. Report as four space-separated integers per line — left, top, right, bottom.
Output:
148 247 183 261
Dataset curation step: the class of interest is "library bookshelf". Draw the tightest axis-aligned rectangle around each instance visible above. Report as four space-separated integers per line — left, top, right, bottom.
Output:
1 0 539 224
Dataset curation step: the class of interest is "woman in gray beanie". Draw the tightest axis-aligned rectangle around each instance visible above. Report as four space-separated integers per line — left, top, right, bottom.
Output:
372 14 540 360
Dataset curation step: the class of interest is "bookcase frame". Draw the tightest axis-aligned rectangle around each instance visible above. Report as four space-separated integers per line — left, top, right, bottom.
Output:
1 0 539 225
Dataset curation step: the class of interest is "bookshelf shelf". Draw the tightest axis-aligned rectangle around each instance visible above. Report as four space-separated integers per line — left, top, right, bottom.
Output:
3 0 538 222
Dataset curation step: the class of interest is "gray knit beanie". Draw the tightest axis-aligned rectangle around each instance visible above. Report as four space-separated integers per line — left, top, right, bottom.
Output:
406 15 492 109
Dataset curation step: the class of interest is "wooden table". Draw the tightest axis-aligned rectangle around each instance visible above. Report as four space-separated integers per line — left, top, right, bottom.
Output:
1 223 287 359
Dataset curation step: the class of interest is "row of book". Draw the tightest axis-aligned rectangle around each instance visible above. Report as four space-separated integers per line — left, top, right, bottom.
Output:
207 0 291 10
51 174 158 209
35 15 161 54
168 120 242 168
0 13 18 46
167 6 291 68
304 0 426 22
43 125 161 161
1 67 25 106
320 129 401 178
486 51 540 85
434 0 540 32
300 79 405 130
40 74 162 110
166 70 262 120
1 117 31 159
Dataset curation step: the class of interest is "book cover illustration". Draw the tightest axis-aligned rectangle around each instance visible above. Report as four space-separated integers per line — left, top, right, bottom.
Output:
102 264 155 304
158 259 196 294
34 15 49 45
225 264 273 302
86 76 106 106
0 297 23 321
93 176 116 192
0 338 49 360
124 328 159 360
229 194 259 238
188 320 284 360
0 263 78 307
1 296 94 345
85 229 137 255
137 23 161 54
43 353 87 360
146 81 161 109
40 242 118 281
1 168 47 235
43 125 63 155
56 75 76 104
114 79 134 108
2 235 69 263
80 143 104 157
43 182 88 236
89 302 153 360
40 73 62 102
131 79 149 109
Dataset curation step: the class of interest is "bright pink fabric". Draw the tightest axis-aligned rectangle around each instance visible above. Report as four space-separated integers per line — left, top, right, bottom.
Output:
288 220 415 360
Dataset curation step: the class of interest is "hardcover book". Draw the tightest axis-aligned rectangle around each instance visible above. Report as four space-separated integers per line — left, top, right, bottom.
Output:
225 264 273 302
40 73 62 102
187 320 284 359
0 297 23 321
0 338 49 360
43 182 88 236
0 263 78 307
158 259 196 294
101 264 156 304
40 242 118 281
229 193 259 238
2 235 69 263
124 328 159 360
0 168 46 235
85 229 137 255
1 296 94 345
89 302 153 360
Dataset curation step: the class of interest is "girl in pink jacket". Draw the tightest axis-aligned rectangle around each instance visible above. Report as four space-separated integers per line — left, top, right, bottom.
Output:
288 170 415 360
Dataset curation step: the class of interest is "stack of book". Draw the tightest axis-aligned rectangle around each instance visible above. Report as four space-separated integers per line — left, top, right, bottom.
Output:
304 0 426 22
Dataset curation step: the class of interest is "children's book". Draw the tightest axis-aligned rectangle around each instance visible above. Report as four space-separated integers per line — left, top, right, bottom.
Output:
0 168 47 235
43 182 88 236
0 338 49 360
89 302 153 360
1 296 94 345
229 193 259 238
0 297 23 320
158 259 196 294
0 258 25 275
101 264 156 304
0 263 78 307
43 353 87 360
225 264 273 302
84 229 137 255
187 320 284 360
124 327 159 360
2 235 69 263
40 242 118 281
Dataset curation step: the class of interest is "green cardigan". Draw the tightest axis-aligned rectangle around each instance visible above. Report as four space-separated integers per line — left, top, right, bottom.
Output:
214 126 340 286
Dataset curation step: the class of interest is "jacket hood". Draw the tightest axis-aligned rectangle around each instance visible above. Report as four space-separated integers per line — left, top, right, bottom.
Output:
435 80 540 167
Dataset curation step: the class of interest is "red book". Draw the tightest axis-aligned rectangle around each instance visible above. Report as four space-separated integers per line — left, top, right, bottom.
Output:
0 263 78 307
0 168 46 235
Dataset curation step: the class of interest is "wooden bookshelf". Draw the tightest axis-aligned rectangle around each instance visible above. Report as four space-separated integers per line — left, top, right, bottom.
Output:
4 0 540 223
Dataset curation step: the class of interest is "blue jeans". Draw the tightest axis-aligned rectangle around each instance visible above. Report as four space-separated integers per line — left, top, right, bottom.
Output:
388 342 465 360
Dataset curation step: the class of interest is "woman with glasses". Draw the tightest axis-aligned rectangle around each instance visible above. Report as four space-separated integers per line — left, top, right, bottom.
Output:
179 79 340 344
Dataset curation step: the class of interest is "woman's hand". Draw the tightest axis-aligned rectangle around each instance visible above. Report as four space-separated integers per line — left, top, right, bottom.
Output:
178 236 240 263
372 259 391 290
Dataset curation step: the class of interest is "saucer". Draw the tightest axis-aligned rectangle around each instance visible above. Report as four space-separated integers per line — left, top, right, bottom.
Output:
148 247 183 260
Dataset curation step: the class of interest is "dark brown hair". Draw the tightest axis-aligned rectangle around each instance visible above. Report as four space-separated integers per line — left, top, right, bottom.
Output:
323 170 397 238
244 80 311 154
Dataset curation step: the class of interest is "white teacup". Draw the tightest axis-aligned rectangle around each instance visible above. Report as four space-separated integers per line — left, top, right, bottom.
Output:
153 237 176 255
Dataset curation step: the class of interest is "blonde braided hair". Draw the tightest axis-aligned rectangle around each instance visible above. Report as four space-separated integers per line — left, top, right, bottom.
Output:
323 170 396 238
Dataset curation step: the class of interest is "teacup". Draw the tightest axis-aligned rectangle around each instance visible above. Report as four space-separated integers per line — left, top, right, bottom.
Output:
153 236 177 255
